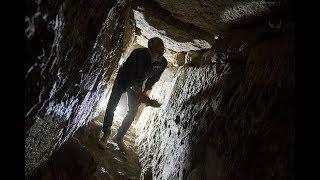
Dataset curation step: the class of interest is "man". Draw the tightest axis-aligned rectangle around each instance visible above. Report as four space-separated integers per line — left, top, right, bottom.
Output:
98 37 167 149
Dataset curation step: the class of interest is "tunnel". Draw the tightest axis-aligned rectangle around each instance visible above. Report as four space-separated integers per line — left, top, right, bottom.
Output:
25 0 295 179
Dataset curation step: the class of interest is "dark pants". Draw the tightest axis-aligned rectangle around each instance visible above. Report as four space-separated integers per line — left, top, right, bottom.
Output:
102 79 140 138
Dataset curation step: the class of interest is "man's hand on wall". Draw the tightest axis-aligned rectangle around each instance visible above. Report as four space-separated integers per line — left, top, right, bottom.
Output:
132 85 161 107
144 99 161 107
132 85 150 101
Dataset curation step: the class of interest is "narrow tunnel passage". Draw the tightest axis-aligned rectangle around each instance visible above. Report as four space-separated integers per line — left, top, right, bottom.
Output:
26 112 142 179
27 63 179 180
25 0 294 179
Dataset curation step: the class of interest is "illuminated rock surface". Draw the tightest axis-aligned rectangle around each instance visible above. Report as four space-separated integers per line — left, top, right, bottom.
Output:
136 23 294 179
25 0 135 174
25 0 294 179
153 0 277 34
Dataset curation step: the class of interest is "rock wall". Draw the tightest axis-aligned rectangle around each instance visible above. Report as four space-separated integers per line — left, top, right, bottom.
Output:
132 0 212 52
152 0 280 35
136 20 294 180
26 138 97 180
25 0 135 175
25 0 294 178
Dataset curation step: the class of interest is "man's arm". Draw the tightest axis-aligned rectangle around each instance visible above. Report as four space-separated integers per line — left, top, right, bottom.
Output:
132 85 149 101
132 84 161 107
144 58 167 91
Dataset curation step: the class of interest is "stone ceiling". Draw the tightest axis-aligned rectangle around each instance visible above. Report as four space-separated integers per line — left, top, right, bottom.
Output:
153 0 277 34
131 0 279 65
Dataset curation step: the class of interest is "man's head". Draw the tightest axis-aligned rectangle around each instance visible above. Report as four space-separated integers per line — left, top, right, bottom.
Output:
148 37 165 60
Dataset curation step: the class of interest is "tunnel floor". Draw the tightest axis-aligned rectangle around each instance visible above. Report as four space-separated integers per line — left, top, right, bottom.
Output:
75 111 142 180
28 111 142 180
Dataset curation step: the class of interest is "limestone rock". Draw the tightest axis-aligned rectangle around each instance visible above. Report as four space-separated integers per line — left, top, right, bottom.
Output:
25 0 135 175
25 0 294 179
136 20 294 180
132 0 212 52
153 0 278 34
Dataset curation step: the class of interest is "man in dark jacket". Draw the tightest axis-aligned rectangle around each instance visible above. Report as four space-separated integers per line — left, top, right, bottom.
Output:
98 37 167 149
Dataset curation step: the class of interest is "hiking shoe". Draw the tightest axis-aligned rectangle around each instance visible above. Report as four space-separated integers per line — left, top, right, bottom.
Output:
98 130 111 149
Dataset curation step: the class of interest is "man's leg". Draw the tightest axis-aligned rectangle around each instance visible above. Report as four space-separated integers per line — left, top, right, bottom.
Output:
99 81 124 148
115 88 140 140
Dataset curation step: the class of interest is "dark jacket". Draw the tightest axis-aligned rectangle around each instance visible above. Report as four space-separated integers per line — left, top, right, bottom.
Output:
116 48 167 90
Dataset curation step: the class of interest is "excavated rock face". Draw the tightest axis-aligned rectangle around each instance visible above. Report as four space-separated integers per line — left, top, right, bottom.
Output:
26 138 97 180
25 0 294 178
25 0 135 175
153 0 278 34
131 0 214 67
136 19 294 180
132 0 213 52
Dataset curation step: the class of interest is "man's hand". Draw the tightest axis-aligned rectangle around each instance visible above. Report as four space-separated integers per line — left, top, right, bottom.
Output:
132 85 150 102
132 86 161 107
144 99 161 107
